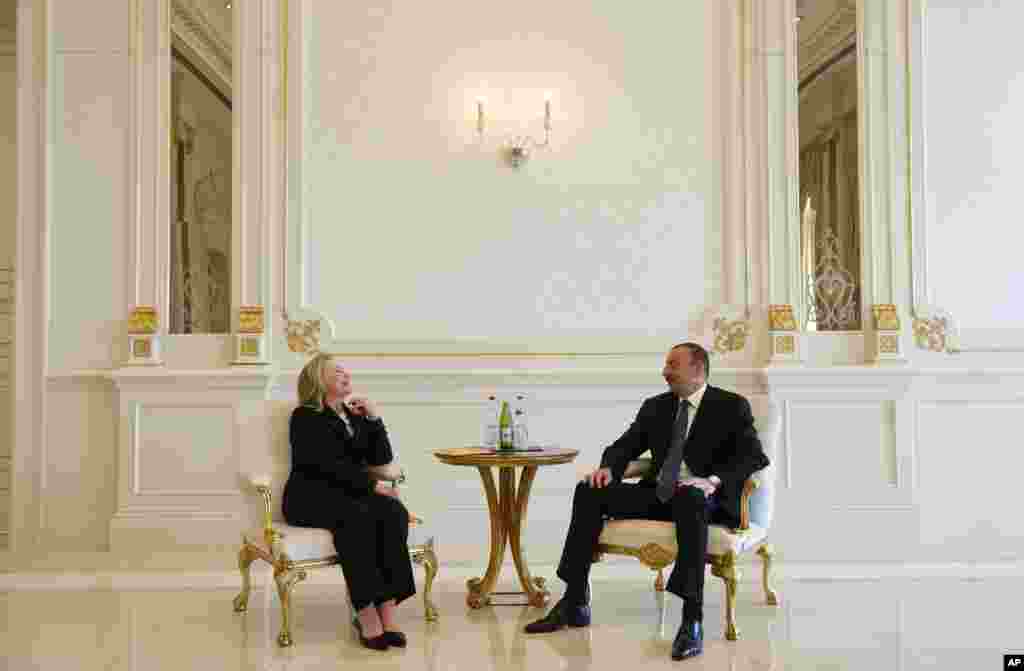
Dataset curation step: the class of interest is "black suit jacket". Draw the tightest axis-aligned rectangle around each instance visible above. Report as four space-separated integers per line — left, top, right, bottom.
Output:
599 385 769 527
281 404 394 526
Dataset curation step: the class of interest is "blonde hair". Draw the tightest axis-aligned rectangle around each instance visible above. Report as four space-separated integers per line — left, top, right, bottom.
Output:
297 353 336 411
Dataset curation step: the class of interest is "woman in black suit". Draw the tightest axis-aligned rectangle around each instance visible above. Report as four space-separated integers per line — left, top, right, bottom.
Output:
282 353 415 651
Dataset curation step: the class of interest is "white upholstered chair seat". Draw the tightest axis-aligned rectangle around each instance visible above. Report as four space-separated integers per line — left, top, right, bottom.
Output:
243 522 436 564
598 519 768 557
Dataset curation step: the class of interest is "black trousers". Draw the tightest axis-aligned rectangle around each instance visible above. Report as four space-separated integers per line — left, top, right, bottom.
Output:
284 492 416 611
556 481 716 601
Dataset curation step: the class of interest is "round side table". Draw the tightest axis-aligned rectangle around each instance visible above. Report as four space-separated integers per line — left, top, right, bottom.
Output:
434 447 579 608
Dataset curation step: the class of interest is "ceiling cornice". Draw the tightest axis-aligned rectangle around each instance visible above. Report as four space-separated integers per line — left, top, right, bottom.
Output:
172 0 232 93
798 2 856 83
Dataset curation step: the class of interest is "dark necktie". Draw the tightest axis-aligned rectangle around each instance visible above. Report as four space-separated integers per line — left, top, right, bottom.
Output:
656 399 691 503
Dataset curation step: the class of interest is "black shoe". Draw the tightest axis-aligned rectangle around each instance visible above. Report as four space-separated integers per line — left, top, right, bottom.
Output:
353 618 390 651
382 630 407 648
523 597 591 634
671 619 703 661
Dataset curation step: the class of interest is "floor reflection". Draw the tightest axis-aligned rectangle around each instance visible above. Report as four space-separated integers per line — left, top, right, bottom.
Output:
0 573 1019 670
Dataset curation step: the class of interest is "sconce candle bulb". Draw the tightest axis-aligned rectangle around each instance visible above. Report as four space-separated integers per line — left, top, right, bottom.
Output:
475 97 485 135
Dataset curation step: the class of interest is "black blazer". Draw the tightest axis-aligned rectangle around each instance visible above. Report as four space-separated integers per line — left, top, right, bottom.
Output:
599 385 769 527
281 404 394 525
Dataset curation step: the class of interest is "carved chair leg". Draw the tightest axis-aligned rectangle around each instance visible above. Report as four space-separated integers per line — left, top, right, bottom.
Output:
412 538 440 622
232 542 258 613
654 568 666 592
273 563 308 648
757 544 779 606
710 552 740 641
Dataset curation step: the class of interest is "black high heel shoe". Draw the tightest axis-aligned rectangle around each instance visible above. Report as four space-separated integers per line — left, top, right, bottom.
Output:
382 630 407 648
352 618 390 651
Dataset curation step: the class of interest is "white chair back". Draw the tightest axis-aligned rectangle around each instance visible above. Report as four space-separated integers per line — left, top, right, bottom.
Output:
747 401 782 531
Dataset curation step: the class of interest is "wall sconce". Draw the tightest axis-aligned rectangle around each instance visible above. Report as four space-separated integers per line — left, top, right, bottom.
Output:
475 93 552 168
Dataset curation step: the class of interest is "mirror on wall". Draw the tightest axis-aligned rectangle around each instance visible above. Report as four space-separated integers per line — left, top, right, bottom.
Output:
168 0 233 334
797 0 861 331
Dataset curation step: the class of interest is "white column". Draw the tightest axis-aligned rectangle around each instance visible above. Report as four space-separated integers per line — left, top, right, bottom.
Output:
754 0 803 364
11 0 49 552
860 0 909 363
127 0 171 320
717 0 747 310
231 0 282 364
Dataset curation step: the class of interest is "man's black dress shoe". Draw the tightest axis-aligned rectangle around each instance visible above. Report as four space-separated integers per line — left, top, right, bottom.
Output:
523 597 592 633
352 618 390 651
382 630 407 648
671 619 703 660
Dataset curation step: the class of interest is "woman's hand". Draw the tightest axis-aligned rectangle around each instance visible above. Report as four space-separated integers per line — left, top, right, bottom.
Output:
344 394 379 420
373 481 400 498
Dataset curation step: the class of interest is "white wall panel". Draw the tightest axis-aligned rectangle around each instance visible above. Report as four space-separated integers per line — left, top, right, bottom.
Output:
916 401 1024 559
41 381 118 551
787 401 897 492
49 52 129 371
292 0 716 351
923 1 1024 347
134 405 236 495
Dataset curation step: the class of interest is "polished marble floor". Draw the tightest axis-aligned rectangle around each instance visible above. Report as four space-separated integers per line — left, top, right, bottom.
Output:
1 565 1020 670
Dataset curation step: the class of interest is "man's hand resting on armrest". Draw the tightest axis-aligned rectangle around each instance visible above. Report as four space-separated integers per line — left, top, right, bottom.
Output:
582 467 612 488
374 481 400 498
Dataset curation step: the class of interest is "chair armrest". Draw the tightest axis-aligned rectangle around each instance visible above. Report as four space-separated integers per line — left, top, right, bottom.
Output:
245 474 276 541
367 462 406 485
622 458 653 480
737 476 761 531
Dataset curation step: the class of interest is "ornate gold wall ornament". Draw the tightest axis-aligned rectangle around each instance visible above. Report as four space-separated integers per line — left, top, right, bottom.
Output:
913 316 950 353
127 306 159 334
774 334 795 355
807 228 859 330
878 334 899 354
712 318 750 355
285 318 321 355
768 305 797 331
132 338 152 358
872 304 900 331
238 305 265 334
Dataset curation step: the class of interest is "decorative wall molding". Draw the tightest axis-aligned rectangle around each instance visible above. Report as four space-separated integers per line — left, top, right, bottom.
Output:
905 0 964 355
170 0 231 94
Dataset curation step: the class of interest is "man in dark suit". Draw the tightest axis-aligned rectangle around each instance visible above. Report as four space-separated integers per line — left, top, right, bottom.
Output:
524 342 769 661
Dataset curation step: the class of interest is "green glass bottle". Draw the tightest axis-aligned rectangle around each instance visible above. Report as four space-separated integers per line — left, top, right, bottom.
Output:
498 400 513 450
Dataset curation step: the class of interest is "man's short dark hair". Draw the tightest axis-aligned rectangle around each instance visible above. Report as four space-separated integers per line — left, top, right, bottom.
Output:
672 342 710 380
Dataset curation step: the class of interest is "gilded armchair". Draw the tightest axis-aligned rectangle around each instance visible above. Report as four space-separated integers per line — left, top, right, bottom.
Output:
230 402 438 647
232 467 439 647
594 401 781 641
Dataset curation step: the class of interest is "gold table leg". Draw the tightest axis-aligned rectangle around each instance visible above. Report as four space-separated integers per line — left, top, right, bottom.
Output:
467 466 506 608
466 465 550 608
508 466 549 607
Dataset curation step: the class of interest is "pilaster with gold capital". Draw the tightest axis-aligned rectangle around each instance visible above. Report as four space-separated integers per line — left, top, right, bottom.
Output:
233 305 270 365
125 306 163 366
767 304 802 364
